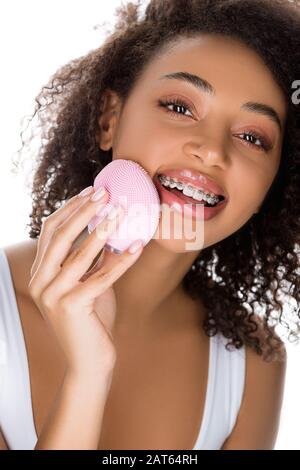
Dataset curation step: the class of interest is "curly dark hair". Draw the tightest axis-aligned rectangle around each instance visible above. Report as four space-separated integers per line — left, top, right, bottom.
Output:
13 0 300 362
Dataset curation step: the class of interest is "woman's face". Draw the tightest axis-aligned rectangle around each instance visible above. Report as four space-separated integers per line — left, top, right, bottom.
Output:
97 34 287 253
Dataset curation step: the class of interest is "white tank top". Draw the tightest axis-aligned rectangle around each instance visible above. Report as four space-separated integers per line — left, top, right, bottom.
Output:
0 247 246 450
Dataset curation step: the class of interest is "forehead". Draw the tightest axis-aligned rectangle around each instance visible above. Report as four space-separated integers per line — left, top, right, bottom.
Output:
135 34 287 120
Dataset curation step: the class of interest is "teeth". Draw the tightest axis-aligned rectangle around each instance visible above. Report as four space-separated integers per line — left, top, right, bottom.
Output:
175 181 184 191
168 178 177 189
182 184 195 197
158 175 220 204
160 175 170 187
193 189 206 201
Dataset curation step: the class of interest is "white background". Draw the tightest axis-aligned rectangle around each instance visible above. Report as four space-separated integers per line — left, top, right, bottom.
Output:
0 0 299 450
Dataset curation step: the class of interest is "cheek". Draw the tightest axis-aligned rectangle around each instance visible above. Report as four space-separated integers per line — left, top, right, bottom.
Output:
113 110 169 168
230 162 272 214
111 103 146 155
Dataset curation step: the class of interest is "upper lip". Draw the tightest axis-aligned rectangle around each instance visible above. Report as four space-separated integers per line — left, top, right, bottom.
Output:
155 168 227 199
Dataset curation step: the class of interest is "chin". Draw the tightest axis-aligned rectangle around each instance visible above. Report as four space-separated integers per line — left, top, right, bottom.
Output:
151 213 206 253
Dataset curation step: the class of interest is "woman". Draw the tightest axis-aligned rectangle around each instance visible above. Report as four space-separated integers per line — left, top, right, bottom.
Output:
0 0 299 450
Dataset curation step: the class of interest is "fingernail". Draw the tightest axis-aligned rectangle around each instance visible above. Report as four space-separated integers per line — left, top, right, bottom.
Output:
128 240 143 254
78 186 93 197
90 185 106 201
107 204 123 220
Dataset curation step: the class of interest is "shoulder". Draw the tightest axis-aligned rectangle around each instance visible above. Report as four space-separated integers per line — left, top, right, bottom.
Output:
2 239 38 297
222 316 287 449
1 228 90 298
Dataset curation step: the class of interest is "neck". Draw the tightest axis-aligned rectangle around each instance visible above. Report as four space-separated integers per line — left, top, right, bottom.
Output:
111 239 201 333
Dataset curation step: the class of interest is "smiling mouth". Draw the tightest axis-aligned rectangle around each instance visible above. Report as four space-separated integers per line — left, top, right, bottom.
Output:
155 174 226 208
167 187 224 207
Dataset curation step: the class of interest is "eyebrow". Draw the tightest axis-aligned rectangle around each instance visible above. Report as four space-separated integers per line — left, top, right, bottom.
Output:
158 71 282 132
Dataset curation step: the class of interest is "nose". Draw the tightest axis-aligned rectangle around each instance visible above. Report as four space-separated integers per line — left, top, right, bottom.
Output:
182 130 231 169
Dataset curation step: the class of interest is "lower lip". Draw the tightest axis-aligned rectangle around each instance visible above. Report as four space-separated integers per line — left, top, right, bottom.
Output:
154 176 228 221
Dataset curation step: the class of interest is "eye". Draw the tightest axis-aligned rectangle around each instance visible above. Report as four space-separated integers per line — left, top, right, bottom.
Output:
235 131 272 152
158 97 194 119
158 97 273 153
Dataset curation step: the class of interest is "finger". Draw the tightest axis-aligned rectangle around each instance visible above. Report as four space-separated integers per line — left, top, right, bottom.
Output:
66 240 144 303
31 187 95 278
79 248 106 282
49 207 125 293
30 189 109 290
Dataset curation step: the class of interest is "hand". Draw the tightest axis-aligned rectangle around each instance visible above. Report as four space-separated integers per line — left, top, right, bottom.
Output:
28 186 144 377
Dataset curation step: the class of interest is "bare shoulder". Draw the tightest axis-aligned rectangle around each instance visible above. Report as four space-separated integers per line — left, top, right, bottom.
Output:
2 228 90 298
222 316 287 449
2 238 38 297
0 426 9 450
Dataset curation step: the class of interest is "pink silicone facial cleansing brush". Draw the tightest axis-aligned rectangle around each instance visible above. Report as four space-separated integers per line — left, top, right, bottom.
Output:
88 159 161 254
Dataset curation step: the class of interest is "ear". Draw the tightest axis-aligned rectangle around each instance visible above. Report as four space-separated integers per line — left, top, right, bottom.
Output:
96 89 122 151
